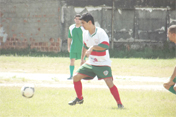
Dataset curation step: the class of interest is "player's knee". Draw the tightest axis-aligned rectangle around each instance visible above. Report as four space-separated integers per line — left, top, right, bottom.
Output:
104 78 114 88
73 74 83 82
73 74 79 82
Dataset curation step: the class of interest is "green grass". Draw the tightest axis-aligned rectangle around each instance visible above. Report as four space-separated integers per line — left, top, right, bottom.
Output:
0 56 176 116
0 56 175 77
0 87 176 117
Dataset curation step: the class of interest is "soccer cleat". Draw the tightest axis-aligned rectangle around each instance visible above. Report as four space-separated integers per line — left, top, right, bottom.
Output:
68 97 84 105
118 104 124 109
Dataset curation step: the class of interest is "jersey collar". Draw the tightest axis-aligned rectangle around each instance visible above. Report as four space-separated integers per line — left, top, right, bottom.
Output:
89 27 97 37
75 24 81 28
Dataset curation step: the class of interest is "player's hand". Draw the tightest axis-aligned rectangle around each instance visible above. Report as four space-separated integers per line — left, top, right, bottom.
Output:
85 46 93 57
164 80 175 86
68 47 70 53
85 51 91 57
81 60 86 65
163 80 175 90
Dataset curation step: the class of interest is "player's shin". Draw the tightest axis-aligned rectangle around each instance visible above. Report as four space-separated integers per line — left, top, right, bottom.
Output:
74 81 83 100
70 65 75 77
110 85 122 105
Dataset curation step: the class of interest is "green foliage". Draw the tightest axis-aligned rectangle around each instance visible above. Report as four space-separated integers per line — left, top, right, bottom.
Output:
0 42 175 58
109 44 175 58
0 48 69 57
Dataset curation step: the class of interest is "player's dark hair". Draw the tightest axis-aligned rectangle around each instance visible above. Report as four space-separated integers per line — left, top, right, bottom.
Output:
79 13 94 25
74 14 81 18
169 25 176 34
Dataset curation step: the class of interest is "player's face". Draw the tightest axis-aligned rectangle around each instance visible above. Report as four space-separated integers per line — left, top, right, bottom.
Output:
74 17 81 25
167 30 176 43
81 20 89 30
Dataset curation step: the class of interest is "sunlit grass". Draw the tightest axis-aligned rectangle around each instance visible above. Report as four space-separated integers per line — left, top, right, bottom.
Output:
0 56 175 77
111 58 175 77
0 87 175 117
0 56 175 116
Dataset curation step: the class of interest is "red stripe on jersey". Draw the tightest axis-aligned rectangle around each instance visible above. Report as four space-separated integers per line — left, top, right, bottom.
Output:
84 42 87 46
101 41 109 46
84 42 86 45
91 51 106 56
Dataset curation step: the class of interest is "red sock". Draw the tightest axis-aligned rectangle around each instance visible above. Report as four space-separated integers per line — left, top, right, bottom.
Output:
110 85 122 105
74 81 83 100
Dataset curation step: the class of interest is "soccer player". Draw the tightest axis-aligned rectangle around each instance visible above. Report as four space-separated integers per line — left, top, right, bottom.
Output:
67 14 84 80
163 25 176 95
68 13 124 108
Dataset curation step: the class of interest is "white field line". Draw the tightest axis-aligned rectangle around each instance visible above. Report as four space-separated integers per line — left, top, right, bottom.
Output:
0 83 165 91
0 72 168 91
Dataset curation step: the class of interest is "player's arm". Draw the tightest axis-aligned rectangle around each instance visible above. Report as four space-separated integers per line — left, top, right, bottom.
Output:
81 41 88 65
67 27 72 53
67 38 72 52
85 45 105 57
86 41 109 57
81 47 87 65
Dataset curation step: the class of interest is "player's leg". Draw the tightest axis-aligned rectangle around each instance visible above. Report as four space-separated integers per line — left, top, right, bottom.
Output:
68 52 76 79
69 58 75 79
68 73 85 105
94 66 124 108
104 78 123 108
68 64 95 105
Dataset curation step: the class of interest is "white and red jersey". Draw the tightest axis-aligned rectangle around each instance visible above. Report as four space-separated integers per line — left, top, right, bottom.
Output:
83 27 111 66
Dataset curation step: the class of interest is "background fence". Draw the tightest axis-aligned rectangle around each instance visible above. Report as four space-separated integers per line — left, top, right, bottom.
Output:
0 0 175 52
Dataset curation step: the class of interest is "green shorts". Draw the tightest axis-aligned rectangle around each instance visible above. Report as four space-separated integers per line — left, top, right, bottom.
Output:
77 63 113 80
70 52 81 60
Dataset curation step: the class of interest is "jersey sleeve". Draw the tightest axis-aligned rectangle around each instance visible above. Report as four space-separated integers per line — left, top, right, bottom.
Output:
83 31 89 49
98 41 109 49
68 24 75 38
98 29 109 49
68 29 72 38
83 41 89 49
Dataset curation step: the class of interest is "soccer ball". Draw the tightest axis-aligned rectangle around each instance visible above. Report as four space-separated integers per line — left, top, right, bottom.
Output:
21 84 35 98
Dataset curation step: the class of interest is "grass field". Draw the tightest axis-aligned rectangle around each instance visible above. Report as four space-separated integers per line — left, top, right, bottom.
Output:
0 56 176 117
0 56 175 77
0 87 176 117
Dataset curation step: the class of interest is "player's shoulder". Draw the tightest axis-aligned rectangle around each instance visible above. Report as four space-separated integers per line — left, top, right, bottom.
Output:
83 29 88 34
81 26 85 31
69 24 76 30
96 27 109 39
96 27 106 33
96 27 108 36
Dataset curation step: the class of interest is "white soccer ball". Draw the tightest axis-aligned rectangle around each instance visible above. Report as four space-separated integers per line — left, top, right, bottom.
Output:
21 84 35 98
